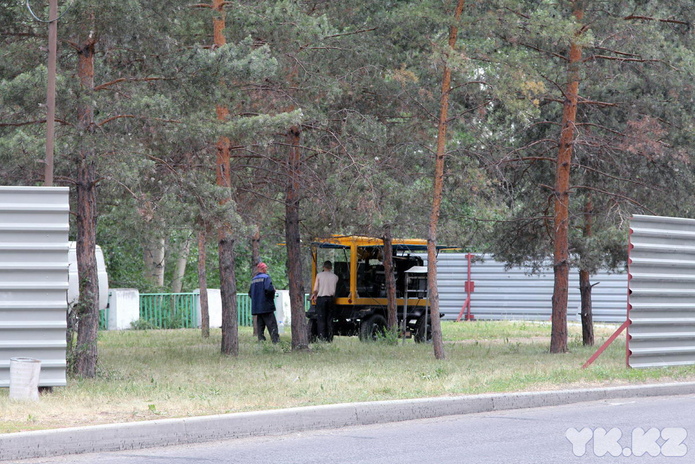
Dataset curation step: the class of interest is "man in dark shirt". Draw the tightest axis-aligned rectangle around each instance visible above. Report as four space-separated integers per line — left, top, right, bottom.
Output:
249 262 279 343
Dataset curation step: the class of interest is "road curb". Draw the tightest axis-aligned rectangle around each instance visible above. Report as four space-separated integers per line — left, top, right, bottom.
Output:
2 381 694 461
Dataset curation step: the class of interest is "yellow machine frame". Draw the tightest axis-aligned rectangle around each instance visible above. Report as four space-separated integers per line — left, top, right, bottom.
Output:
310 235 429 308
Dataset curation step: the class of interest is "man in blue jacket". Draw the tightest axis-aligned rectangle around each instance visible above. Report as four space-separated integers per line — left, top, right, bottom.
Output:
249 262 279 343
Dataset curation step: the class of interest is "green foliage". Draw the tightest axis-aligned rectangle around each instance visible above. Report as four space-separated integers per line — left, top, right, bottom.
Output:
1 0 694 294
130 319 157 331
484 0 695 272
375 327 401 346
219 109 304 145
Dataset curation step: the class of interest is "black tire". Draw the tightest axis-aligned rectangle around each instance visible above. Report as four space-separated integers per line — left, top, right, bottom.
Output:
414 314 432 343
359 314 387 342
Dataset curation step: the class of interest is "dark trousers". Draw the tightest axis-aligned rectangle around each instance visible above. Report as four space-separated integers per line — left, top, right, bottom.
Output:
315 296 334 341
256 312 279 343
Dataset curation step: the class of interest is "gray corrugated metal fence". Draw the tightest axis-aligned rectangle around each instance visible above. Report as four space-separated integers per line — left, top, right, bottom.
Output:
0 187 69 387
421 253 627 323
628 215 695 368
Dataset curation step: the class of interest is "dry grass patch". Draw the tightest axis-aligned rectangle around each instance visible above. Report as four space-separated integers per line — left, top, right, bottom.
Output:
2 321 695 433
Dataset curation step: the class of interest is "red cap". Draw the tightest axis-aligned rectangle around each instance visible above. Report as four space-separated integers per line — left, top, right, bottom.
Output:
257 262 268 273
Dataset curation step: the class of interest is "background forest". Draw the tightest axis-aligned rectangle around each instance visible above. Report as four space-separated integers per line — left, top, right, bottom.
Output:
1 1 694 362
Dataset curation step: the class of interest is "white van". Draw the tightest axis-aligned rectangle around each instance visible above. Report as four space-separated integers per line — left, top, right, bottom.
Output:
67 242 109 310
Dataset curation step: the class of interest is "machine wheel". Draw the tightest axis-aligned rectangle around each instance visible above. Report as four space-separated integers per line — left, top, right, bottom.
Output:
414 315 432 343
359 314 387 341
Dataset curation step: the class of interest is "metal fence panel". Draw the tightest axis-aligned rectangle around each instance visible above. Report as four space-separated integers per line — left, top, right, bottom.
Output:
628 215 695 368
0 187 69 387
139 293 254 329
422 253 627 322
236 293 253 327
139 293 199 329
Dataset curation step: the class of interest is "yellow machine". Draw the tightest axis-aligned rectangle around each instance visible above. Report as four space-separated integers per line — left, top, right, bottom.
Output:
308 235 434 342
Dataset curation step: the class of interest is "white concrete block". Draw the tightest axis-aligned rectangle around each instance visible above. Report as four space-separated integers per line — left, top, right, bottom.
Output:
195 289 222 328
274 290 292 333
107 289 140 330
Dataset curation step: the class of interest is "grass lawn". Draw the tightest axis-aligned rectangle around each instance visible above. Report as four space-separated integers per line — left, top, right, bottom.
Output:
2 321 695 433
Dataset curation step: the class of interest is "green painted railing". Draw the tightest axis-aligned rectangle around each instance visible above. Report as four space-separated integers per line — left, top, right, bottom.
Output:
136 292 255 330
140 293 199 329
98 291 297 330
98 308 108 330
236 293 254 327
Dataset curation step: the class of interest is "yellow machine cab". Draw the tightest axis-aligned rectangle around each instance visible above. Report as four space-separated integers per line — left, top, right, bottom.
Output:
308 235 443 342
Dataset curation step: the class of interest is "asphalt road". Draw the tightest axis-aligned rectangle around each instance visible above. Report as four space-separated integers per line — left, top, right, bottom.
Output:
12 394 695 464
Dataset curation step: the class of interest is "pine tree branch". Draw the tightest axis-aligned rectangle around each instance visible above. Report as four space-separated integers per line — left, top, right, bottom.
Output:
577 97 617 107
573 163 663 190
503 6 531 20
97 115 181 127
570 184 655 212
94 77 172 91
0 32 40 38
543 97 617 107
323 28 377 40
53 175 76 186
144 154 181 178
0 119 46 127
189 2 230 8
497 136 560 161
508 39 568 62
624 15 689 26
575 122 625 137
585 54 663 64
468 214 552 224
593 46 641 58
0 118 70 127
450 81 489 92
498 155 558 165
97 115 136 126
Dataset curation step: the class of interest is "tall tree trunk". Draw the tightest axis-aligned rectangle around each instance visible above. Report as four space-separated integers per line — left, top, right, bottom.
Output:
197 225 210 338
75 154 99 377
250 226 261 336
219 234 238 355
44 0 58 185
579 268 594 345
212 0 238 356
286 126 309 351
551 0 585 354
427 0 466 360
143 236 166 288
580 196 594 346
171 234 192 293
251 225 261 267
73 35 100 378
382 225 397 331
217 135 238 355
